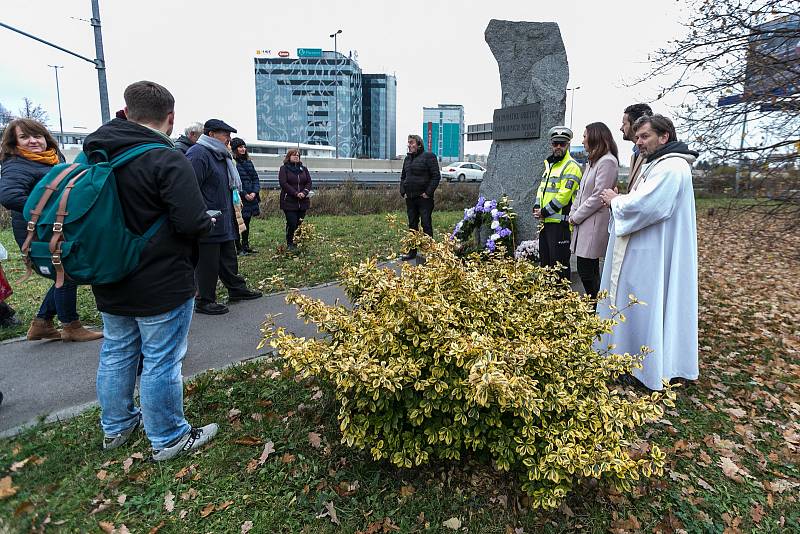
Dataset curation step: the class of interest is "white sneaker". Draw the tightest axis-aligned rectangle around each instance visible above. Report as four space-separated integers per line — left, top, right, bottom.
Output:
151 423 218 462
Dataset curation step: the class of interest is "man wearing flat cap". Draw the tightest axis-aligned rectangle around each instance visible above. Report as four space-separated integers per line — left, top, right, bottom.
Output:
533 125 583 281
186 119 262 315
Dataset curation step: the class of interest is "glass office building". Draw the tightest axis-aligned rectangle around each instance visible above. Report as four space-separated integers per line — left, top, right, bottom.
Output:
422 104 465 163
362 74 397 160
254 51 363 158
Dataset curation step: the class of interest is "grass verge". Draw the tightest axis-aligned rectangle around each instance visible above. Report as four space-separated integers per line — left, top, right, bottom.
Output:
0 212 798 533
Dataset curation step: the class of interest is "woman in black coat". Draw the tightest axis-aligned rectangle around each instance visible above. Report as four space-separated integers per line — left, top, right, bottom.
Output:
278 149 312 250
0 119 102 342
231 138 260 254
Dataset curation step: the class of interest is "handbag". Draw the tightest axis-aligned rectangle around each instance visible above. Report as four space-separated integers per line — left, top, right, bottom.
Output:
0 265 12 303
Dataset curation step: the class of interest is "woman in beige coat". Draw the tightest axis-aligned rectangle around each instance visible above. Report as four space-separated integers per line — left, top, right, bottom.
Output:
568 122 619 301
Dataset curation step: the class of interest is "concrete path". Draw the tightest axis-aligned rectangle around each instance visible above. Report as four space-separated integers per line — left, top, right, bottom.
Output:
0 281 347 436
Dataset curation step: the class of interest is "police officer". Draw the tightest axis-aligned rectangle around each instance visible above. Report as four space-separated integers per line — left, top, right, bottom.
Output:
534 126 583 280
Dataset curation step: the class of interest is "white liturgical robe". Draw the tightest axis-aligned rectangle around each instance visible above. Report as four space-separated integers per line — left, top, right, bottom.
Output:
596 150 699 390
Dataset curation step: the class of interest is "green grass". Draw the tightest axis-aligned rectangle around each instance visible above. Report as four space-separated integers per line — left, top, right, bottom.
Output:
1 210 798 533
0 211 462 341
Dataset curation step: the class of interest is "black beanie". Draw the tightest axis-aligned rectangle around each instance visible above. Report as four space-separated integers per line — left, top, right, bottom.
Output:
230 137 246 151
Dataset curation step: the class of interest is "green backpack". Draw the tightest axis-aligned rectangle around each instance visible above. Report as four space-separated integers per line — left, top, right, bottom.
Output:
21 143 169 287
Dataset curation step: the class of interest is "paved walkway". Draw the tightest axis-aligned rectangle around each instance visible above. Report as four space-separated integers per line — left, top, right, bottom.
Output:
0 281 346 436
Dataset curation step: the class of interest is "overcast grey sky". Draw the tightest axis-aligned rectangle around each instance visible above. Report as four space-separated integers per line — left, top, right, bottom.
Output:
0 0 689 156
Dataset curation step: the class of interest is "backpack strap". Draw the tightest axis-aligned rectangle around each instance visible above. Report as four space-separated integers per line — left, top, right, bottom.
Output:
49 170 88 288
110 143 170 168
19 164 79 283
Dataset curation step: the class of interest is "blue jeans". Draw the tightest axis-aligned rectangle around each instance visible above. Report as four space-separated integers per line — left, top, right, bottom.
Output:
96 298 194 449
37 281 79 323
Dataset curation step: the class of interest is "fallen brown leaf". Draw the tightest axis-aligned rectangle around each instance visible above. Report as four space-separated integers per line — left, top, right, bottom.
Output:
98 521 115 534
0 476 18 500
308 432 323 448
13 501 34 517
148 521 166 534
96 469 108 481
241 520 254 533
400 484 415 497
443 517 462 530
234 436 263 446
218 500 234 511
200 503 216 518
281 452 296 464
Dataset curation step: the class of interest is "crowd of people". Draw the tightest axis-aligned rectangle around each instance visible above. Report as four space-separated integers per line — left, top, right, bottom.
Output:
0 81 311 437
398 103 700 393
0 79 699 455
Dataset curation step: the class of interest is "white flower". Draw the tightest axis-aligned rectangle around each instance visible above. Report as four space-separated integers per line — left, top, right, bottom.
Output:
490 233 500 241
455 221 463 230
491 209 498 217
483 201 492 210
490 220 500 230
465 208 475 218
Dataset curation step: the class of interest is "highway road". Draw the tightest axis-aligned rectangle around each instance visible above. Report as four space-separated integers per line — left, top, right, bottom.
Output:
258 170 401 189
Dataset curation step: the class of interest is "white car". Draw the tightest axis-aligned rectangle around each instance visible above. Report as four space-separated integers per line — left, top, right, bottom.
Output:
441 162 486 182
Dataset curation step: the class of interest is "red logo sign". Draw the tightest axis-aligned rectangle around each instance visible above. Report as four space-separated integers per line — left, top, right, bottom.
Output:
278 50 290 57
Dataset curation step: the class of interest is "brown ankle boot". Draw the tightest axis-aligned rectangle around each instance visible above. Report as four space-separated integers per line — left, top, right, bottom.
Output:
60 321 103 342
27 318 62 341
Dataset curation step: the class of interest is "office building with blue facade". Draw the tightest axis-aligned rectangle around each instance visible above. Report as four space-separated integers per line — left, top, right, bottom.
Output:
255 50 397 159
422 104 464 163
362 74 397 160
255 50 362 158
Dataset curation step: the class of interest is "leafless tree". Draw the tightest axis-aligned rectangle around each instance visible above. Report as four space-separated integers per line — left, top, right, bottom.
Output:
18 97 50 127
641 0 799 219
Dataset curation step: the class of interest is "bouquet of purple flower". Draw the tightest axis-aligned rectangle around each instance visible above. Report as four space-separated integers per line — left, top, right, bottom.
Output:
451 195 516 255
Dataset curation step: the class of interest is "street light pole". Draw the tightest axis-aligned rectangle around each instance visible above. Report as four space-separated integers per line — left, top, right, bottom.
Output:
329 29 342 158
0 0 110 124
566 86 581 130
90 0 110 124
48 65 65 148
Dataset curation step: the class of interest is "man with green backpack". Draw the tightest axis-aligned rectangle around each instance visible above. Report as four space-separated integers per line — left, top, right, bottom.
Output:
76 81 219 461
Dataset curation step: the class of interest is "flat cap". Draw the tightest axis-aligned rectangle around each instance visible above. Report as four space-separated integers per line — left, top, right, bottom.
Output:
203 118 237 133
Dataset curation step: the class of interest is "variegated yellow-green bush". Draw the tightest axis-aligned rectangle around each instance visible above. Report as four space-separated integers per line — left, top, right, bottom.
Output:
267 235 674 510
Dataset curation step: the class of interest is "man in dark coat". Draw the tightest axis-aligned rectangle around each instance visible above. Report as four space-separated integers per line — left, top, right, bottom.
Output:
399 134 440 260
186 119 262 315
174 122 202 154
83 80 218 461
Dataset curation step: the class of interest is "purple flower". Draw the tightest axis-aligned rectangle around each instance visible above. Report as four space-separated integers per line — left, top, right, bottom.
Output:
486 239 496 252
499 228 512 238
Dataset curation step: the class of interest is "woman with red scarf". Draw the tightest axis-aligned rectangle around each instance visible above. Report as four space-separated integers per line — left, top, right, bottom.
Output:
0 119 102 342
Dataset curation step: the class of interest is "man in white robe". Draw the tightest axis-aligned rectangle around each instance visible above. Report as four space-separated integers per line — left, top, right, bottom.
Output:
596 114 699 391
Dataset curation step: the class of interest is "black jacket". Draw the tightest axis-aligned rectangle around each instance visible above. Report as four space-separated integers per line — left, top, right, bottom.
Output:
235 158 261 218
82 119 212 316
400 148 440 198
0 155 61 249
185 143 236 243
174 135 194 154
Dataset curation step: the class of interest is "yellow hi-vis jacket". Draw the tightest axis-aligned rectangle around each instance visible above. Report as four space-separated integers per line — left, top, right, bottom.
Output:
534 152 583 224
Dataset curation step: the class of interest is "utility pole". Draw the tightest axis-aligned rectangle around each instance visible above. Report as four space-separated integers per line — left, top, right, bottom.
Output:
0 0 110 124
48 65 65 147
90 0 110 124
329 29 342 158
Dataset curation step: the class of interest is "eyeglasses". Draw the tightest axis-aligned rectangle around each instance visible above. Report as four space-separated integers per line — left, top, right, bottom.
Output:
551 141 568 147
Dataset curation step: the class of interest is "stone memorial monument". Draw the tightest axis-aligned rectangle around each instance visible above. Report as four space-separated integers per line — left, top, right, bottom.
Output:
479 19 569 242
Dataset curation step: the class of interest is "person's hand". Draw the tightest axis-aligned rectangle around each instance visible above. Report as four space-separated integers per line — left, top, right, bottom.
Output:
568 217 576 225
401 193 406 198
297 192 305 199
533 208 542 219
421 193 429 199
246 193 255 201
600 189 618 206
